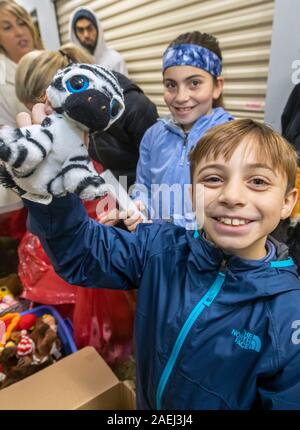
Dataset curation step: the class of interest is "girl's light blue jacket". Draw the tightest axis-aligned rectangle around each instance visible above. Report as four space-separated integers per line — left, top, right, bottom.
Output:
131 107 234 228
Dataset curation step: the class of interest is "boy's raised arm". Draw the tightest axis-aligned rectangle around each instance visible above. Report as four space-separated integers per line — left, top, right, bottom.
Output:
23 193 154 290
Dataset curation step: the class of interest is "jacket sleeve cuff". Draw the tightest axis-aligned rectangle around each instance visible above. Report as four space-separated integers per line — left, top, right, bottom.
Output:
23 194 88 239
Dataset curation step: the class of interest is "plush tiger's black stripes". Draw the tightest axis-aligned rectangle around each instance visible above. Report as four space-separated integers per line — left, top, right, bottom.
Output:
47 164 92 194
54 107 64 114
61 163 90 176
51 76 64 92
26 136 47 160
0 139 11 162
12 167 35 178
69 155 90 163
78 64 123 98
41 117 52 128
0 166 26 195
41 128 54 143
75 175 105 196
47 172 62 193
12 146 28 168
15 128 23 140
94 64 116 81
25 129 31 139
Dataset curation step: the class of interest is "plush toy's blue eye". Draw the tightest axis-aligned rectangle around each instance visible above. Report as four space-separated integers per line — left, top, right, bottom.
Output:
110 98 120 118
66 75 89 93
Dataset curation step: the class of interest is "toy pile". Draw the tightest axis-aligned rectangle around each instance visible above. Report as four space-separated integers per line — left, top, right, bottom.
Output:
0 311 62 389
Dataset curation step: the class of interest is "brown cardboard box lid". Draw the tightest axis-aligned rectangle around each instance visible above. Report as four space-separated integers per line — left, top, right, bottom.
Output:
0 346 135 410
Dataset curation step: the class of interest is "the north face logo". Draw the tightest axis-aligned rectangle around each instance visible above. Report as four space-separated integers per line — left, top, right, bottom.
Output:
231 329 261 352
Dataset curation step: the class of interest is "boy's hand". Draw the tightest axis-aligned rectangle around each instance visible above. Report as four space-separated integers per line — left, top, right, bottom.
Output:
97 208 121 227
98 200 149 232
122 200 148 232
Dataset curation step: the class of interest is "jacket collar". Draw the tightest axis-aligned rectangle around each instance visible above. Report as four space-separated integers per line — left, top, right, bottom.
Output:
159 107 233 138
187 230 300 304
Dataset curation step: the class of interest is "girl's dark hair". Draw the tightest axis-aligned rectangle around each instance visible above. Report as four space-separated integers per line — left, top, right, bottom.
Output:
168 31 224 108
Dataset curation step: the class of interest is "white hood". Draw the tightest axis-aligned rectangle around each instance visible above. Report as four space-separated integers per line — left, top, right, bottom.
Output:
69 7 128 76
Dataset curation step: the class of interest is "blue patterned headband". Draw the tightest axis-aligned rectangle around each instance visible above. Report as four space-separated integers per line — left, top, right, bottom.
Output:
162 43 222 77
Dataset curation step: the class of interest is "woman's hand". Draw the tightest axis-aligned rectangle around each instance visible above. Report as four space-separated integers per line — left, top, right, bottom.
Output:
16 102 52 127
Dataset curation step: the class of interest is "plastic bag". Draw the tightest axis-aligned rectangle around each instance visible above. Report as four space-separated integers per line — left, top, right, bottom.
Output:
73 287 136 364
0 207 27 241
0 186 27 240
18 231 77 305
76 169 134 364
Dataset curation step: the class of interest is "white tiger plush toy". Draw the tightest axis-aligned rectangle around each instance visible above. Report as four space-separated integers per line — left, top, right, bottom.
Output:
0 64 125 204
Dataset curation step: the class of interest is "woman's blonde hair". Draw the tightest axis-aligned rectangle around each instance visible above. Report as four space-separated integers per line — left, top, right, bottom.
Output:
15 43 93 106
0 0 43 54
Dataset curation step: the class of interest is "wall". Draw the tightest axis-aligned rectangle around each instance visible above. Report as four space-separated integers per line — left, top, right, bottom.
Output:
55 0 274 119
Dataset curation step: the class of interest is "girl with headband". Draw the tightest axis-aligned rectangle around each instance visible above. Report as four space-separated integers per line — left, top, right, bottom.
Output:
99 31 233 230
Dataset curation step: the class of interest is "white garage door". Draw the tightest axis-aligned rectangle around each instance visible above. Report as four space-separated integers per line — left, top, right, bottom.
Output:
55 0 274 120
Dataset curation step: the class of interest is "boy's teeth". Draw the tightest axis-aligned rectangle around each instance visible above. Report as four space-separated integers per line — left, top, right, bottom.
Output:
218 217 248 226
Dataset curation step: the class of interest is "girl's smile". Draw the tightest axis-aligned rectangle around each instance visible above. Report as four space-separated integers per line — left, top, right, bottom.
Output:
163 65 224 131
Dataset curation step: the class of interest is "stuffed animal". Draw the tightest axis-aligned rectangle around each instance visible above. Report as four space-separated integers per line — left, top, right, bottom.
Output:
29 317 61 361
0 343 52 389
0 274 23 314
0 315 63 389
0 64 125 204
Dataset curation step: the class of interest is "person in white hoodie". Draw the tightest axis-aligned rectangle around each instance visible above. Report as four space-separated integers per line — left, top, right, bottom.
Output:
69 7 128 76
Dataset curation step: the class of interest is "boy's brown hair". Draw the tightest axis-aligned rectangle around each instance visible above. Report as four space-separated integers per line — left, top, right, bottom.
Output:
189 119 298 193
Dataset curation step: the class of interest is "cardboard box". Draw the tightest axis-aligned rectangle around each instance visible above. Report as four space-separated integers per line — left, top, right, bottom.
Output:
0 346 136 410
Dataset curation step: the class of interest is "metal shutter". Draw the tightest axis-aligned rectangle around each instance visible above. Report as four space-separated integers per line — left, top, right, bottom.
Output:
55 0 274 120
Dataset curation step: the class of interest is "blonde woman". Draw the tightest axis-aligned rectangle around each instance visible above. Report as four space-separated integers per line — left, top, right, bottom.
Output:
0 0 43 127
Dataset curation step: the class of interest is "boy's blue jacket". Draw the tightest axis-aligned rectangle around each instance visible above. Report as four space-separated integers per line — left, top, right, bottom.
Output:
25 195 300 410
131 107 233 228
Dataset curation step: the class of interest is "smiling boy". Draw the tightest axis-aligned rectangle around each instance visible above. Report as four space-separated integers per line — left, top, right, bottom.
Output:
23 118 300 410
190 119 298 260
